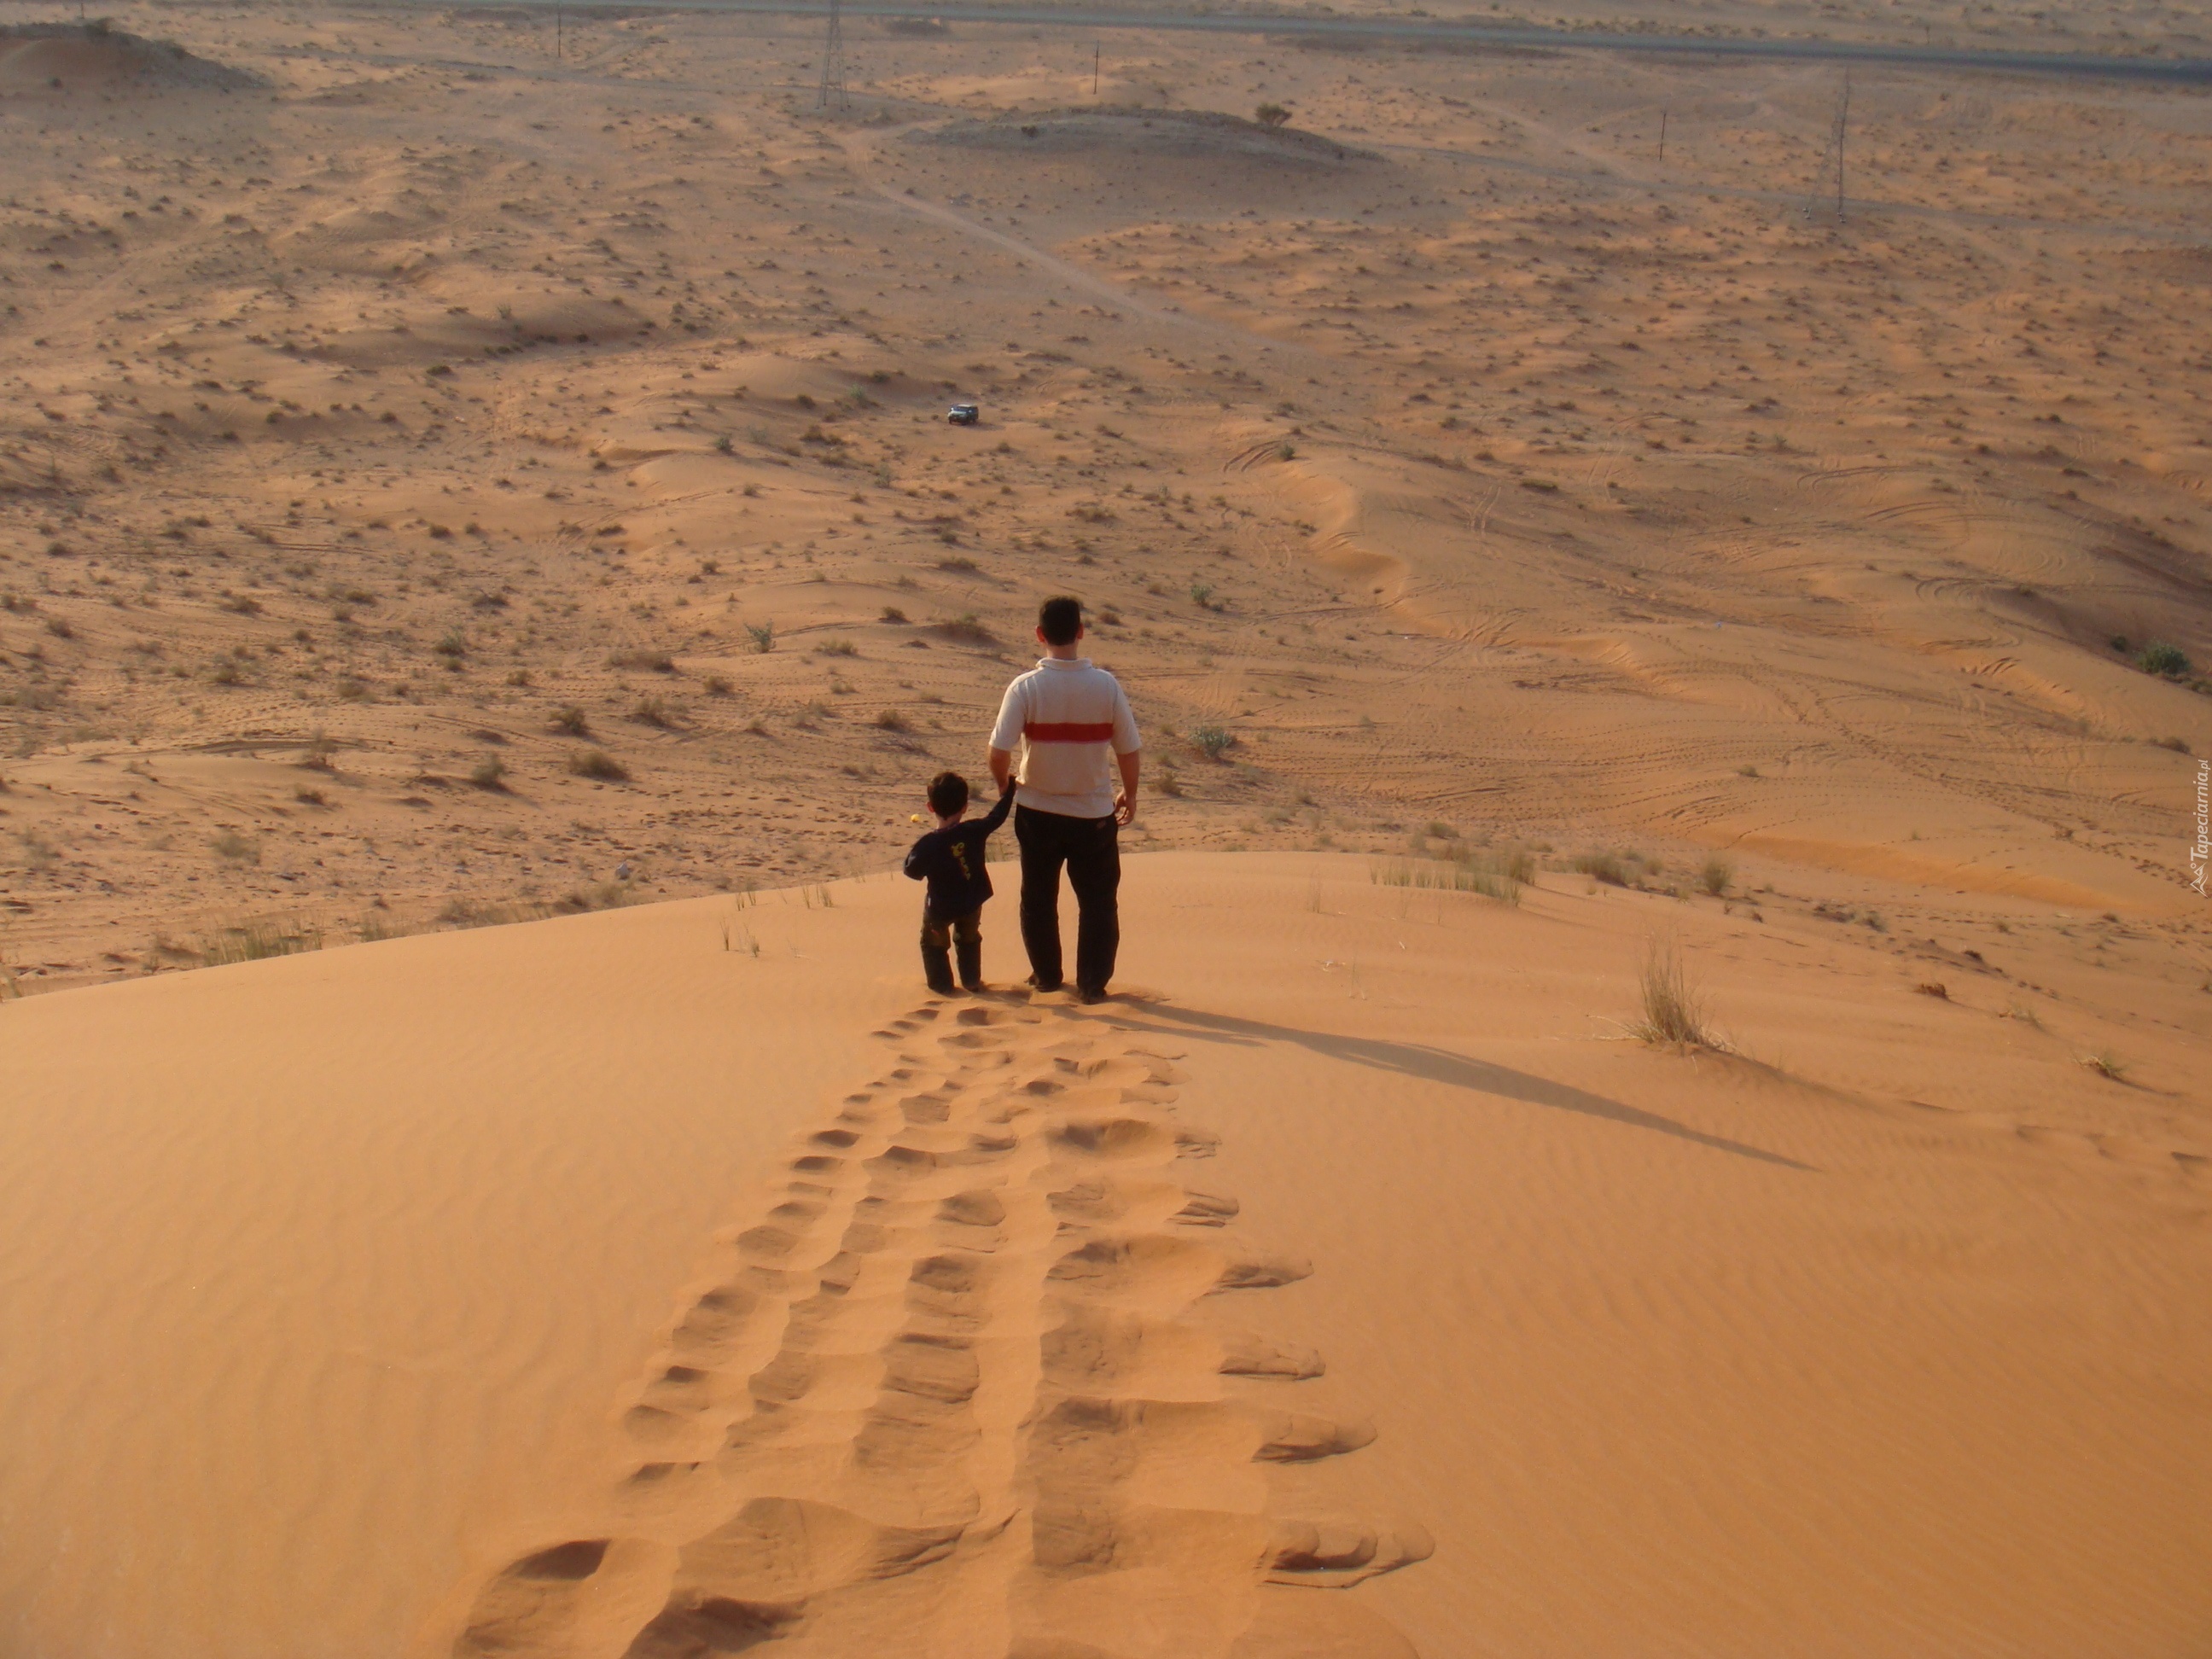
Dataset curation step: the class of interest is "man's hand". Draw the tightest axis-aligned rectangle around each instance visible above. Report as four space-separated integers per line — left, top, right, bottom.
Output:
1115 749 1141 825
987 745 1014 795
1115 789 1138 827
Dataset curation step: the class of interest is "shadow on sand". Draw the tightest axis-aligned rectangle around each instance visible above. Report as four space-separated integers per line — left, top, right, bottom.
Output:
1103 1000 1813 1172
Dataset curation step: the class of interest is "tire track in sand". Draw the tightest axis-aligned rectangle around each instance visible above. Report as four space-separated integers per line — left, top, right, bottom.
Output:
438 1000 1429 1659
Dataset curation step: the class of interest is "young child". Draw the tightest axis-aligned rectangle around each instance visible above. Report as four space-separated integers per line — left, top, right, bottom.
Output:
901 770 1015 994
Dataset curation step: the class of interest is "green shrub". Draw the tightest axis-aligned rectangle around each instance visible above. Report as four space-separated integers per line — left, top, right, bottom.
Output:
2136 642 2191 678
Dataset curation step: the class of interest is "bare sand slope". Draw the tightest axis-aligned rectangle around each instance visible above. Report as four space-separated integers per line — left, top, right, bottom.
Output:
3 854 2206 1657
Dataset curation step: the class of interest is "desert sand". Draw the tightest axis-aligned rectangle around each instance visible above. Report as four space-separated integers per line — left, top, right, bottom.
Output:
2 2 2209 1655
4 858 2210 1657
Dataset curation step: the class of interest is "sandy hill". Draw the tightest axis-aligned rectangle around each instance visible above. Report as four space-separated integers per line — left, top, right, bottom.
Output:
3 854 2208 1657
2 3 2210 1652
0 22 258 93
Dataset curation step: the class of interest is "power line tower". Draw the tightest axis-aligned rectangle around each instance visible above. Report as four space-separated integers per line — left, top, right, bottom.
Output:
816 0 849 113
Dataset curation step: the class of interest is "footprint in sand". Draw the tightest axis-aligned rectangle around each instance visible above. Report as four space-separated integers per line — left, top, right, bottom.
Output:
440 1003 1426 1659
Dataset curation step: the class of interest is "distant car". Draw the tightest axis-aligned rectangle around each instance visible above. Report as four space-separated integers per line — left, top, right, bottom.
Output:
946 403 980 426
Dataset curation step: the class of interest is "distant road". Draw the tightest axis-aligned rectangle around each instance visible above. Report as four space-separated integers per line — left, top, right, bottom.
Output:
484 0 2212 84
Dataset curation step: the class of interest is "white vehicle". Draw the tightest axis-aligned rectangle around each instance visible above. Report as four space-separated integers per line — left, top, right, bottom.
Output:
946 402 980 426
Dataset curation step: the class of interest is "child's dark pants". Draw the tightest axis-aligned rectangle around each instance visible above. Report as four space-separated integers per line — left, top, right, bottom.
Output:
920 906 983 993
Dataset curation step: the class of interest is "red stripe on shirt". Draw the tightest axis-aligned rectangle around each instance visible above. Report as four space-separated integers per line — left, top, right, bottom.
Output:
1023 720 1115 742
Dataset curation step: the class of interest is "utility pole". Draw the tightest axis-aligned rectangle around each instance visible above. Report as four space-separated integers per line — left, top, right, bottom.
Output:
817 0 848 113
1836 71 1849 220
554 0 562 61
1093 43 1100 97
1657 105 1667 162
1806 72 1850 224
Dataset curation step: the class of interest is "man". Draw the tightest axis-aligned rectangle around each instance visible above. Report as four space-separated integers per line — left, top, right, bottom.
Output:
987 596 1141 1002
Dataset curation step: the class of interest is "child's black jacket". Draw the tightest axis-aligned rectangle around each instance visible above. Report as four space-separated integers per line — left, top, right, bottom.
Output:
901 786 1013 917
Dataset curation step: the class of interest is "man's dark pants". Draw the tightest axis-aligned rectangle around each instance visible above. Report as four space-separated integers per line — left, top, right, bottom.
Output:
1015 805 1120 993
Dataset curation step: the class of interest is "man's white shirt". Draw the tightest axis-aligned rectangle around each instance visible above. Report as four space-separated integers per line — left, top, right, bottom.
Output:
989 656 1141 818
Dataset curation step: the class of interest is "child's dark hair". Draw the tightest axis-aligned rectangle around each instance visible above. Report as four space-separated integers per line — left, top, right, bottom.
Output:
927 771 970 817
1038 595 1083 646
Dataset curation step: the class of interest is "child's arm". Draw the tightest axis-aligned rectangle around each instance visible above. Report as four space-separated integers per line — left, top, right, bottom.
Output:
902 834 935 881
976 778 1016 835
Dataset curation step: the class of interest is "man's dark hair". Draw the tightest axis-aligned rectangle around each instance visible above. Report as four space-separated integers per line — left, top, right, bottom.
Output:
1038 595 1083 647
927 771 970 818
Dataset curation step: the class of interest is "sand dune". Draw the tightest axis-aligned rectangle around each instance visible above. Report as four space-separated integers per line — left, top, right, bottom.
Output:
5 855 2209 1656
3 3 2211 1653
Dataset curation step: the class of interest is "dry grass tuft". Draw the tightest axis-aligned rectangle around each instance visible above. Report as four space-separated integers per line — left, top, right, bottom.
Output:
1631 938 1713 1047
195 916 321 965
1371 850 1525 905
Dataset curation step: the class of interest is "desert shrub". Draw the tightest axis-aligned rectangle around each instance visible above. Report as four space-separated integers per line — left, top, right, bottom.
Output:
745 620 777 654
819 638 858 657
469 758 507 789
934 614 995 644
211 830 259 864
703 675 733 697
568 748 629 782
2136 642 2192 678
1254 102 1291 127
609 648 676 672
632 696 674 728
1698 857 1733 897
1190 724 1233 760
550 704 591 736
875 708 912 733
880 606 909 624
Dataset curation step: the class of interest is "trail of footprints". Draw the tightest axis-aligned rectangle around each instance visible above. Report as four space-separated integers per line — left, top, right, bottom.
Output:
451 1002 1429 1659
